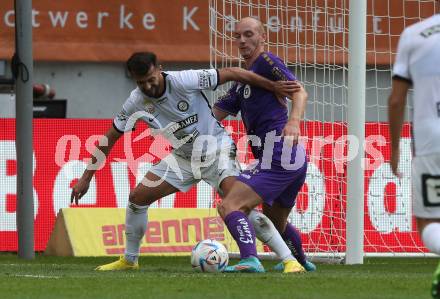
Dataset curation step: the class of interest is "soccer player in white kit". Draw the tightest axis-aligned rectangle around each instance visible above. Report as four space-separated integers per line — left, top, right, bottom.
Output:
71 52 302 271
388 10 440 299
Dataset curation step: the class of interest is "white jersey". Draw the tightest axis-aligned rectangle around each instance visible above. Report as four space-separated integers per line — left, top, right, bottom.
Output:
393 14 440 156
113 69 232 157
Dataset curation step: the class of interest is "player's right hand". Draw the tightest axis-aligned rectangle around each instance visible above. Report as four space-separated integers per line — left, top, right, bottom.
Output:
273 81 302 107
273 80 301 97
70 177 90 205
390 148 402 178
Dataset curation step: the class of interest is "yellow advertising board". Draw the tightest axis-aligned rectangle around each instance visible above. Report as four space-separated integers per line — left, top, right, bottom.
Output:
45 208 264 257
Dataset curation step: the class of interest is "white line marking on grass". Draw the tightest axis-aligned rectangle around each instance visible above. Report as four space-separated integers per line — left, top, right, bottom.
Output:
10 274 61 279
3 264 71 267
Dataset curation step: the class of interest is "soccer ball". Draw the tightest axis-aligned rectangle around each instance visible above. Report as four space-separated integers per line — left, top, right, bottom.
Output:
191 239 229 273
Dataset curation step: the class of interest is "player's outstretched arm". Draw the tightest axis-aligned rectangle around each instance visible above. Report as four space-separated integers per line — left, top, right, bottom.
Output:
217 67 300 97
388 78 410 177
70 126 123 204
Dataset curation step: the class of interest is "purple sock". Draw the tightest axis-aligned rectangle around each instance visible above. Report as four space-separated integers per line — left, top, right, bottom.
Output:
224 211 257 259
282 223 306 265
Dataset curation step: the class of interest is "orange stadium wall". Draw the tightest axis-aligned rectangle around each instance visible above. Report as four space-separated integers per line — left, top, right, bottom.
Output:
0 0 436 63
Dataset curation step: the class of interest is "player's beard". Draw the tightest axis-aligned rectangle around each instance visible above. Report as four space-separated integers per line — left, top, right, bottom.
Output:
239 43 260 60
142 86 158 98
239 47 251 59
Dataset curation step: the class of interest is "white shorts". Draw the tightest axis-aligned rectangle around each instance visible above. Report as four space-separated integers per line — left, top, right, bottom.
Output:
149 146 240 194
412 154 440 218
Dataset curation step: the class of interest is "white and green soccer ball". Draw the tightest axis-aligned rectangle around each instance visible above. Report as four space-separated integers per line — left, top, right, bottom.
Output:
191 239 229 273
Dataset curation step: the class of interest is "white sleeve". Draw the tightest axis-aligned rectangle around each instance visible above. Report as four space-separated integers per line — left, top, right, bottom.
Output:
174 69 219 91
393 28 412 82
113 89 139 133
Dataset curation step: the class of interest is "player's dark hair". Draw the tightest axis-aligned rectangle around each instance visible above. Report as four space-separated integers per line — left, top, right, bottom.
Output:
126 52 157 76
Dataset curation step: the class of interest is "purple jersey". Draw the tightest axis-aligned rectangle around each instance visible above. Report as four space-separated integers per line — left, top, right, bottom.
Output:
215 52 300 162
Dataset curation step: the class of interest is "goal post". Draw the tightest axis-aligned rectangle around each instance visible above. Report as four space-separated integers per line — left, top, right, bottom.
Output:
209 0 438 262
346 0 366 265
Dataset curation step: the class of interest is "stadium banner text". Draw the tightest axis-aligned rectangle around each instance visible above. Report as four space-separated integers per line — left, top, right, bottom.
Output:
0 119 424 253
0 0 435 63
45 208 257 256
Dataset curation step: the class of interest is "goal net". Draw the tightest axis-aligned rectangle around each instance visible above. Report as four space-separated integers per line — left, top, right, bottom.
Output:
209 0 438 260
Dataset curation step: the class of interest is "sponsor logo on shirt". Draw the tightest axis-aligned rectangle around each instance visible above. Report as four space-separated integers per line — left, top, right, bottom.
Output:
271 66 288 81
177 100 189 112
141 100 159 122
116 109 128 122
198 70 215 89
240 173 251 179
144 103 155 114
156 97 169 105
420 24 440 38
250 168 260 175
165 114 198 135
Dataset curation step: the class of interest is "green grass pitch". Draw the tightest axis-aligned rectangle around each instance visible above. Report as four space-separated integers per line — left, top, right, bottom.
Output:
0 254 437 299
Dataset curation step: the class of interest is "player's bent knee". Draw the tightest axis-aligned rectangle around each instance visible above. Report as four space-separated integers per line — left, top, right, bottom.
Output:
217 199 237 218
219 196 253 217
217 203 226 219
216 201 242 218
128 190 142 205
129 189 154 206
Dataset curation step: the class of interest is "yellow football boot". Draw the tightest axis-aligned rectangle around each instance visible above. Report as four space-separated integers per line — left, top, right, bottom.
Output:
283 260 306 273
95 257 139 271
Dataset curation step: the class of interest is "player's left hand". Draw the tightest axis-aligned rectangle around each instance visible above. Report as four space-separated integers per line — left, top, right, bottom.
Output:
282 119 301 145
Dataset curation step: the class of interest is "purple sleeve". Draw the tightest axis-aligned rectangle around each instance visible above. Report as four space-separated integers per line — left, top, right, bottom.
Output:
214 84 240 116
259 53 297 81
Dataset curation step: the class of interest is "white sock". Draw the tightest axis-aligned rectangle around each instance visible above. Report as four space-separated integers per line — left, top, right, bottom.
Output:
422 222 440 254
248 210 295 262
124 202 149 263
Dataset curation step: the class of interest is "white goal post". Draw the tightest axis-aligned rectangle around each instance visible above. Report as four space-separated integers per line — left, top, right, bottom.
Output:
209 0 438 263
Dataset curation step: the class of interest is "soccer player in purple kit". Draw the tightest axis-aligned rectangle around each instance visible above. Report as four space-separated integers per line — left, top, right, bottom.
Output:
213 17 316 273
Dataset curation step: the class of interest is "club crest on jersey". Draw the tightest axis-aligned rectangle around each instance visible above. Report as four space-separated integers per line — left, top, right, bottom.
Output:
177 100 189 112
243 84 251 99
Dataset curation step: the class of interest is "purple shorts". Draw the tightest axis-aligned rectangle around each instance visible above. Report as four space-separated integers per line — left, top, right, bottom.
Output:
237 160 307 208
